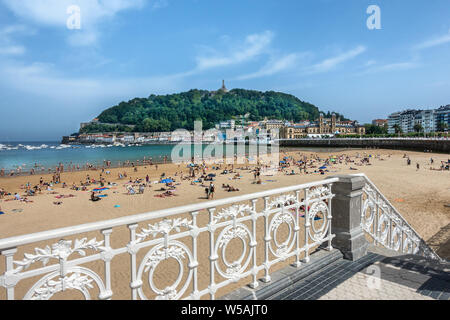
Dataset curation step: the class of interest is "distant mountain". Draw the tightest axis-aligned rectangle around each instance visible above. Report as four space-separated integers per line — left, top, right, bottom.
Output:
79 88 348 133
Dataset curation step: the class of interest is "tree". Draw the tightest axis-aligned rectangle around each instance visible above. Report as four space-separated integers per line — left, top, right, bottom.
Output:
142 118 159 132
364 124 387 135
413 123 423 133
437 121 448 132
87 88 349 134
393 124 402 134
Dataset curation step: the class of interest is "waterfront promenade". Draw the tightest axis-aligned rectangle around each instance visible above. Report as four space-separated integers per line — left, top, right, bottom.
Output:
280 137 450 153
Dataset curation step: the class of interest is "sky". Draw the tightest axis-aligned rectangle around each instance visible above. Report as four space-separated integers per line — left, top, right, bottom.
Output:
0 0 449 141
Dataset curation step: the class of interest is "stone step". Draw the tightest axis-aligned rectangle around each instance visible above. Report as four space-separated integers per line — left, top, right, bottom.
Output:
219 248 344 300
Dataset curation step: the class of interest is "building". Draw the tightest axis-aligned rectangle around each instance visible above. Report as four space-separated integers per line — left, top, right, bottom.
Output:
416 110 435 133
372 119 388 127
388 105 450 134
260 119 288 130
281 114 365 138
435 105 450 131
216 120 236 130
387 112 401 134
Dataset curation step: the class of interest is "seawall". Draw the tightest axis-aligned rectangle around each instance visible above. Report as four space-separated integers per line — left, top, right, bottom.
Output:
279 138 450 153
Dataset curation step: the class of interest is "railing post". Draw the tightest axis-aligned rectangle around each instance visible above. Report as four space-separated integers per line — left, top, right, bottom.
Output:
100 228 114 300
262 197 271 283
1 248 18 300
207 208 217 300
326 175 368 261
127 223 140 300
189 211 200 300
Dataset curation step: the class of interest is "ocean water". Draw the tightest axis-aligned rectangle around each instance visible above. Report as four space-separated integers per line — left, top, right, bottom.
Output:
0 142 180 172
0 141 351 173
0 141 271 172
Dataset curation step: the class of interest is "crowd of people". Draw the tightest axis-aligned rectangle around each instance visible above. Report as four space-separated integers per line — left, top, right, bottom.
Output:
1 150 449 216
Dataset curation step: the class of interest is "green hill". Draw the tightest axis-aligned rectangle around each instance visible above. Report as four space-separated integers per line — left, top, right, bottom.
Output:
80 88 346 133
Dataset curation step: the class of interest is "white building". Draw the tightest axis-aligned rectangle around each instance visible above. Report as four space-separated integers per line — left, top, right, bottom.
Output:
388 106 448 134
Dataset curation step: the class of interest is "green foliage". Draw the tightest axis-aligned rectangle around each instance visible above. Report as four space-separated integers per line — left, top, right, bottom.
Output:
88 89 327 133
80 123 134 134
364 124 388 135
392 124 402 134
437 121 449 132
413 123 423 133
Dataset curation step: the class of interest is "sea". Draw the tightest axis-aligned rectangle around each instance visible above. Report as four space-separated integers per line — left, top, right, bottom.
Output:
0 141 351 173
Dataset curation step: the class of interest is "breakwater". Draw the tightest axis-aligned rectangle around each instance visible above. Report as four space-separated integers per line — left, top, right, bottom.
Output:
279 138 450 153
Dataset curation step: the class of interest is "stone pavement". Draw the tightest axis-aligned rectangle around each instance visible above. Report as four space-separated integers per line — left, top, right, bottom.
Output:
318 264 434 300
270 250 450 300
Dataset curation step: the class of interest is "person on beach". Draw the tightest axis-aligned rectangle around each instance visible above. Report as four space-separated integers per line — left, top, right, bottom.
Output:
91 192 101 202
209 183 215 199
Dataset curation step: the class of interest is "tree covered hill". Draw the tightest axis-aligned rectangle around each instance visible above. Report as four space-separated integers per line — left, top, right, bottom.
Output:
80 88 347 133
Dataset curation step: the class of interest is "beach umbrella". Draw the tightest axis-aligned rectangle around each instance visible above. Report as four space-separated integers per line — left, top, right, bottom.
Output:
208 173 216 177
160 179 174 184
319 166 327 170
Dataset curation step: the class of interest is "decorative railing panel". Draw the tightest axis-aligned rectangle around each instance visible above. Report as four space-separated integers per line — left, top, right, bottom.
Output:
358 174 442 261
0 178 337 300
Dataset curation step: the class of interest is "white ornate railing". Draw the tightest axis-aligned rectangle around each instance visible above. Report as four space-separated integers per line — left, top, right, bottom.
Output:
358 174 442 261
0 178 337 300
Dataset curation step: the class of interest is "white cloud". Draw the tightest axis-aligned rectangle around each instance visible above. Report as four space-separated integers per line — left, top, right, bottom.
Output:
309 46 366 73
1 0 147 26
67 31 99 47
0 45 26 55
364 61 419 73
1 0 153 46
235 53 300 80
0 25 34 56
414 29 450 50
0 59 183 100
195 30 274 70
365 60 376 67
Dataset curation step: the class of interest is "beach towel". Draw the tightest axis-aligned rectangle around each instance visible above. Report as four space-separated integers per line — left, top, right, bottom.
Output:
93 187 109 192
98 195 108 198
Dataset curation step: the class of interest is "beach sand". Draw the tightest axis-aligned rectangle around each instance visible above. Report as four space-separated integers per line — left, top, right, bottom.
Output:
0 148 449 300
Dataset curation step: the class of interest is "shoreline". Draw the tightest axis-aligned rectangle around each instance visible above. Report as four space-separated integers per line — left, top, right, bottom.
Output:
0 145 364 178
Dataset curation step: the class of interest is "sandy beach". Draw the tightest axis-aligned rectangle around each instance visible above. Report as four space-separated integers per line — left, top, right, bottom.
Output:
0 148 449 300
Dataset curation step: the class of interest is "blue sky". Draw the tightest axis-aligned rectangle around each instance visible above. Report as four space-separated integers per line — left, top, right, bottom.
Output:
0 0 449 141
